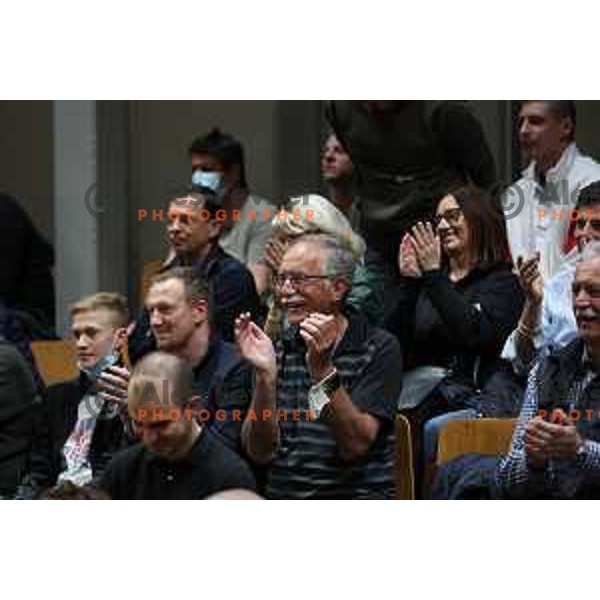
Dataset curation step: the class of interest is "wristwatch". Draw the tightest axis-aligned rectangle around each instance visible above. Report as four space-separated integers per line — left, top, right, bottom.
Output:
308 369 341 419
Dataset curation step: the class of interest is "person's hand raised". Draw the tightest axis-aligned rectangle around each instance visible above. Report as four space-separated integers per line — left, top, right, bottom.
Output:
411 221 441 272
398 233 422 278
516 252 544 305
235 312 277 379
299 313 340 383
265 237 288 274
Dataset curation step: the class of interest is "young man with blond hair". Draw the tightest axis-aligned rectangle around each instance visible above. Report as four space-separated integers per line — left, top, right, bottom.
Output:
18 292 130 497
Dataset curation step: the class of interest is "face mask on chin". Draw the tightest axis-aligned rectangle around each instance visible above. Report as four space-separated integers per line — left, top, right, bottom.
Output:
80 352 119 382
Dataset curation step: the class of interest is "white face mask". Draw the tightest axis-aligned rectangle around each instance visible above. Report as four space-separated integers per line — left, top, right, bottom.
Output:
191 170 222 193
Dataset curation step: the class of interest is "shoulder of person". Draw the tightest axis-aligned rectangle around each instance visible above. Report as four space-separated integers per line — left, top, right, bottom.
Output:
200 427 251 469
472 261 521 284
0 193 28 220
105 442 144 471
214 247 252 274
214 339 250 377
346 312 401 358
571 150 600 180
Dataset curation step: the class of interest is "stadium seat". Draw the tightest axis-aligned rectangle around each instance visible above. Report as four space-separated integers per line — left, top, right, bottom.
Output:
31 340 78 386
437 418 516 466
395 413 415 500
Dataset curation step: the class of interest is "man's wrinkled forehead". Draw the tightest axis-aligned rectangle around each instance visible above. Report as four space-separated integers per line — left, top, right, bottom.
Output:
280 240 325 272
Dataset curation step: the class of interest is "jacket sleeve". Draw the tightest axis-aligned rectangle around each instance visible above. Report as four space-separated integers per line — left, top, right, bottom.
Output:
16 383 65 497
127 308 156 366
420 268 524 356
0 342 41 497
384 276 422 357
211 265 261 343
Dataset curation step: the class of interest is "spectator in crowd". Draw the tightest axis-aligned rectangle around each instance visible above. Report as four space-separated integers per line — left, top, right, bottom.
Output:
101 268 253 452
262 194 384 333
496 244 600 499
189 128 277 296
503 180 600 374
0 193 55 332
17 293 130 498
128 186 260 360
504 101 600 280
321 132 359 230
0 335 40 498
236 234 402 499
99 352 256 500
326 101 496 315
0 302 44 393
386 186 524 475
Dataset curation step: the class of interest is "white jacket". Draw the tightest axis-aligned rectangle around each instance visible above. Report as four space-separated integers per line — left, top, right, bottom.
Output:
503 143 600 280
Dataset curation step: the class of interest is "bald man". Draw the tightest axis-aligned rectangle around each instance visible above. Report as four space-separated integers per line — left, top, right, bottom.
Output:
99 352 256 499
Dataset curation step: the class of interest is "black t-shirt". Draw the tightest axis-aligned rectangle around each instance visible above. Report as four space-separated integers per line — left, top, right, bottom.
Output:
99 426 257 499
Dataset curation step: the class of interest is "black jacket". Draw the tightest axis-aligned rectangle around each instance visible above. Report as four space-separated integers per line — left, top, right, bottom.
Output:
24 374 130 494
0 339 40 497
129 245 260 363
387 262 524 393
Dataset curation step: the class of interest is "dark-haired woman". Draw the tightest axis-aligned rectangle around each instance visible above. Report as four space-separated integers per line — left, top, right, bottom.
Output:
386 186 525 481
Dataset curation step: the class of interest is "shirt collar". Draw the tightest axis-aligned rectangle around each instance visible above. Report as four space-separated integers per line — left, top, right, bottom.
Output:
582 345 600 375
523 142 578 185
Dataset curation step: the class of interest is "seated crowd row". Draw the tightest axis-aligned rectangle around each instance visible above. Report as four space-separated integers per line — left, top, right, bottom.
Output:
2 101 600 499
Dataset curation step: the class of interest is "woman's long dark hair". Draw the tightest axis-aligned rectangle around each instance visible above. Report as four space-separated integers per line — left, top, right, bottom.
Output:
444 185 510 266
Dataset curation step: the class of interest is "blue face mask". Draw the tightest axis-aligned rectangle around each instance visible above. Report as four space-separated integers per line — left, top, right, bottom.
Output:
81 352 119 381
191 170 223 193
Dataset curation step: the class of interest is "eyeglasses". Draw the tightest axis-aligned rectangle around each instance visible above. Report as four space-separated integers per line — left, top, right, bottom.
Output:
432 207 463 229
273 272 330 290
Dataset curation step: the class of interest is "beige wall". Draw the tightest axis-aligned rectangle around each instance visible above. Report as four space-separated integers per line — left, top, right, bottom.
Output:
5 100 600 324
127 100 321 303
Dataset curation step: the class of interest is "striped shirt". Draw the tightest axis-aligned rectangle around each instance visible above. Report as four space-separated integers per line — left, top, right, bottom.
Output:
266 313 402 499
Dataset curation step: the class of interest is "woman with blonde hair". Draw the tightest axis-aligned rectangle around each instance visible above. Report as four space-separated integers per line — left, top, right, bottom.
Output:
262 194 383 336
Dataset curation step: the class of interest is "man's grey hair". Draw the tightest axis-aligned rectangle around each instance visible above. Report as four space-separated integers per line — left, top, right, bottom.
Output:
580 240 600 262
289 233 356 288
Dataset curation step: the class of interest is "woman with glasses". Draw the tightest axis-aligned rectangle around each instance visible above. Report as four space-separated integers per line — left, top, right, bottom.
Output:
386 185 525 490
